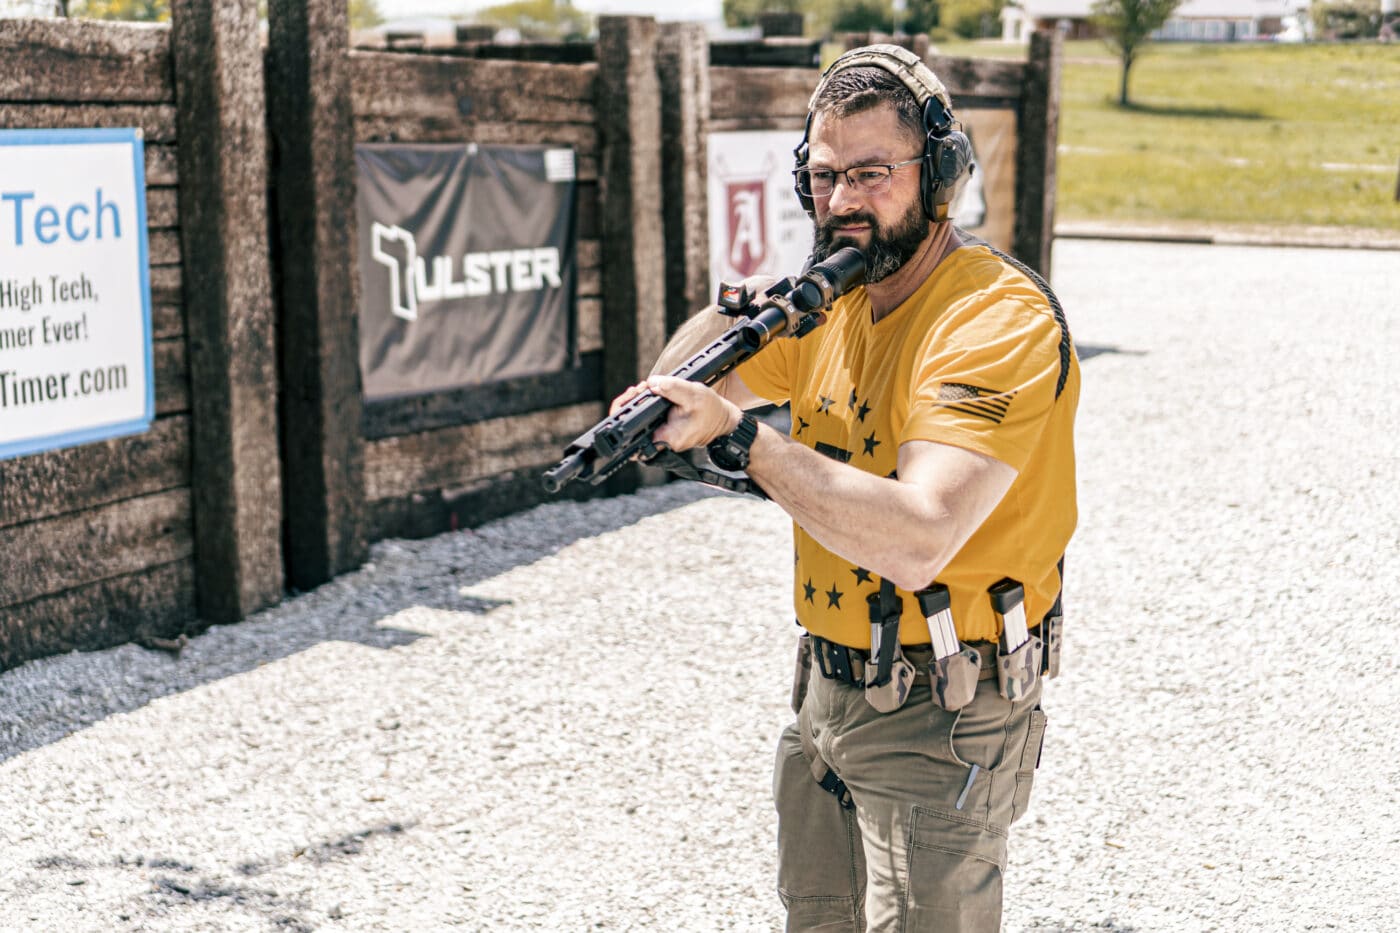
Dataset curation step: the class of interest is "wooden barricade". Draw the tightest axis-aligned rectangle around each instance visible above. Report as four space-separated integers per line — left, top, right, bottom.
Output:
0 8 283 669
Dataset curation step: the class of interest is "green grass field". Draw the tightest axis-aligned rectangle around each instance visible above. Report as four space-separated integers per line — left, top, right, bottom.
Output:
935 40 1400 230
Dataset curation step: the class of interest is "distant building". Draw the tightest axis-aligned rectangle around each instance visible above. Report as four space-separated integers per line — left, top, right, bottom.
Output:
1000 0 1311 42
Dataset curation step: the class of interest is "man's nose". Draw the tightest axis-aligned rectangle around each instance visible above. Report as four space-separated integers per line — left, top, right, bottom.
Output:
826 173 864 215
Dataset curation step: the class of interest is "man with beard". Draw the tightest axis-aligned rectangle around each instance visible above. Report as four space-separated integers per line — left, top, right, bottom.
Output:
612 46 1078 931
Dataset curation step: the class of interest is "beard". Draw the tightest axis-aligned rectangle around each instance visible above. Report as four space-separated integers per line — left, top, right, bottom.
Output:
809 197 930 285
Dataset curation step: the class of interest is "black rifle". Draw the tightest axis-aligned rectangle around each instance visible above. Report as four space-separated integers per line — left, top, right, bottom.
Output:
542 247 867 494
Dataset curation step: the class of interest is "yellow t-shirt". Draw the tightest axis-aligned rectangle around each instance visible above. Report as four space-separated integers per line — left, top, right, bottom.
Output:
737 242 1079 647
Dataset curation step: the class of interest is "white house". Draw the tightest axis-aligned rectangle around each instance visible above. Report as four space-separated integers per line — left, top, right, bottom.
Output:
1001 0 1311 42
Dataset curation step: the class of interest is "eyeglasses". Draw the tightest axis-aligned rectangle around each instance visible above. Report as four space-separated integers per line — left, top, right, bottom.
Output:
792 157 922 198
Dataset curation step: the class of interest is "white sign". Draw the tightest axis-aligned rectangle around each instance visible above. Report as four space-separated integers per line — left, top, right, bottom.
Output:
707 130 816 301
0 129 153 460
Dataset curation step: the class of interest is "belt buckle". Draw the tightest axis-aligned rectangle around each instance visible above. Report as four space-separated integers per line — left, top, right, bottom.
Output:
815 638 858 685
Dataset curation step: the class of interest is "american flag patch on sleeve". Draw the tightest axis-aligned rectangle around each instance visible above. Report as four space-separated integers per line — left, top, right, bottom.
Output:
936 383 1016 424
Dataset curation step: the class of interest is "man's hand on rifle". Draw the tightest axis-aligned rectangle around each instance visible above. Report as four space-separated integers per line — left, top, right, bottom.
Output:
609 376 744 455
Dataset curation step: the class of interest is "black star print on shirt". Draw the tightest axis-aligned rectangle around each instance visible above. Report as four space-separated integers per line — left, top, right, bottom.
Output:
825 584 844 609
795 416 810 437
803 578 816 603
856 399 871 422
851 567 873 585
863 432 881 456
848 389 858 410
818 395 834 414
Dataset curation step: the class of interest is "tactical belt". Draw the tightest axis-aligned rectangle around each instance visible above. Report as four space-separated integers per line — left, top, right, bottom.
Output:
810 634 997 688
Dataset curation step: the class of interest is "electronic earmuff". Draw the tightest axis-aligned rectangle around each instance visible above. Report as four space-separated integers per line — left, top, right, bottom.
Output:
792 44 973 223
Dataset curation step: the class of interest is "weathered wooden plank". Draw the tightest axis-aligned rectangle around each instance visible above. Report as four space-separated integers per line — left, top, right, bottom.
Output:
155 337 190 415
146 187 179 229
152 303 184 339
466 42 596 65
150 265 182 305
361 351 602 440
173 0 284 622
0 559 197 672
710 66 817 121
576 182 598 240
0 415 190 530
577 237 600 296
148 228 181 266
267 0 369 589
709 38 821 69
352 117 599 178
927 56 1028 101
367 462 604 542
709 115 806 134
364 400 603 502
1012 31 1062 279
145 144 179 186
0 488 194 609
578 297 603 354
0 18 173 104
659 24 711 338
350 51 596 124
0 103 177 142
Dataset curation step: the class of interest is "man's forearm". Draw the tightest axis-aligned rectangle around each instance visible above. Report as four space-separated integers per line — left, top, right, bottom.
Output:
746 425 953 591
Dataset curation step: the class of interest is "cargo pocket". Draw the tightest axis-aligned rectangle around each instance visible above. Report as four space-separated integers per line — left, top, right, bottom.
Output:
1010 706 1047 825
904 805 1007 930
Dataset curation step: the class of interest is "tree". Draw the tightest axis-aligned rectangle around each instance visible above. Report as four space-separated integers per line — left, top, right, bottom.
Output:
831 0 892 32
1091 0 1182 106
722 0 804 29
349 0 382 31
476 0 592 40
1310 0 1381 38
69 0 168 20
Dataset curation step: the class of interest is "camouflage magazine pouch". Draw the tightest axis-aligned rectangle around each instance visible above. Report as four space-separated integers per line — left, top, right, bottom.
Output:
864 644 916 714
931 645 982 711
996 635 1043 702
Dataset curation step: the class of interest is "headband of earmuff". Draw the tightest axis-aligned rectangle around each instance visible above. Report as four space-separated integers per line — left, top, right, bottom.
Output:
793 44 972 222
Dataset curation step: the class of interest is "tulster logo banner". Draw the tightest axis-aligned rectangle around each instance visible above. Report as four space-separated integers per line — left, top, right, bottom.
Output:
707 132 814 299
0 128 153 462
355 143 577 401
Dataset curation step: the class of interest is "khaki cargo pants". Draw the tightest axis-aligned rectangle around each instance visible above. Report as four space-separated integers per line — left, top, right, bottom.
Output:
774 640 1047 932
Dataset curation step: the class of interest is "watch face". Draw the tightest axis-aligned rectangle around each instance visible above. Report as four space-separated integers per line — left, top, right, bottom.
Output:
710 415 756 471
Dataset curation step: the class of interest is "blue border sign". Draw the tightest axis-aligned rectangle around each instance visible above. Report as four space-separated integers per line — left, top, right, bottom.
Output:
0 127 154 461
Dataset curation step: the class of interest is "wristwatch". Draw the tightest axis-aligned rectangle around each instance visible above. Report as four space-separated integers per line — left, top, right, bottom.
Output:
707 413 759 472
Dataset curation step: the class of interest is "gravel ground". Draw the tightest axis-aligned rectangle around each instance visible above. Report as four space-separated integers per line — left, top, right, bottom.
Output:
2 238 1398 932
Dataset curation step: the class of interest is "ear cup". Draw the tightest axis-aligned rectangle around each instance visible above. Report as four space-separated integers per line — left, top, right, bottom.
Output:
792 117 815 216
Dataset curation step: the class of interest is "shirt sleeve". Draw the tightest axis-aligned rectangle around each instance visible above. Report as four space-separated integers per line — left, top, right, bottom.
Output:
734 330 799 406
901 295 1065 473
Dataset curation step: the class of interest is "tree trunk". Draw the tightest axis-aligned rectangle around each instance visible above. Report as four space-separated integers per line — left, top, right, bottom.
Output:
1119 52 1133 106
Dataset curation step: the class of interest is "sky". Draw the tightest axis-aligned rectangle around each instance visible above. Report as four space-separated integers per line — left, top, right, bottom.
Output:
376 0 724 22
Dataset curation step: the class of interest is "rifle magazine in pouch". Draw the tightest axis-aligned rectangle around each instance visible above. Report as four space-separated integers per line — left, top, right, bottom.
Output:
931 645 981 711
1041 615 1062 679
996 634 1043 702
864 644 916 713
791 632 813 715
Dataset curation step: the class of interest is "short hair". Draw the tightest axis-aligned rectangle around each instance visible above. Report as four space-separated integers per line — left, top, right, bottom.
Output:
809 65 925 150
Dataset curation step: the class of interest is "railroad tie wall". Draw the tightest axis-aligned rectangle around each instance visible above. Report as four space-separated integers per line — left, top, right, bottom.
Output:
0 19 196 667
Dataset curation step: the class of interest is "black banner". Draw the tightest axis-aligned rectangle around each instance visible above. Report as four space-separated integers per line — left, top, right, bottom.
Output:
355 143 576 400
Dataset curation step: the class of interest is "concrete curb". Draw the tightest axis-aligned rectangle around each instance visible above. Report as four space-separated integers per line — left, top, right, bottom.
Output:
1054 220 1400 252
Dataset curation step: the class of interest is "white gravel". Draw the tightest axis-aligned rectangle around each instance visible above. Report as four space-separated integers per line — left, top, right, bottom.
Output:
2 239 1398 932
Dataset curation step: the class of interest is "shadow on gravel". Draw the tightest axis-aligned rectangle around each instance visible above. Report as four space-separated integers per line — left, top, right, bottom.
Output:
1077 343 1149 363
1118 101 1266 120
0 482 724 763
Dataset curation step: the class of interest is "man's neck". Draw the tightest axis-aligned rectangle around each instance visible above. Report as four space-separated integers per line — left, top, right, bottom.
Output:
866 222 959 323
